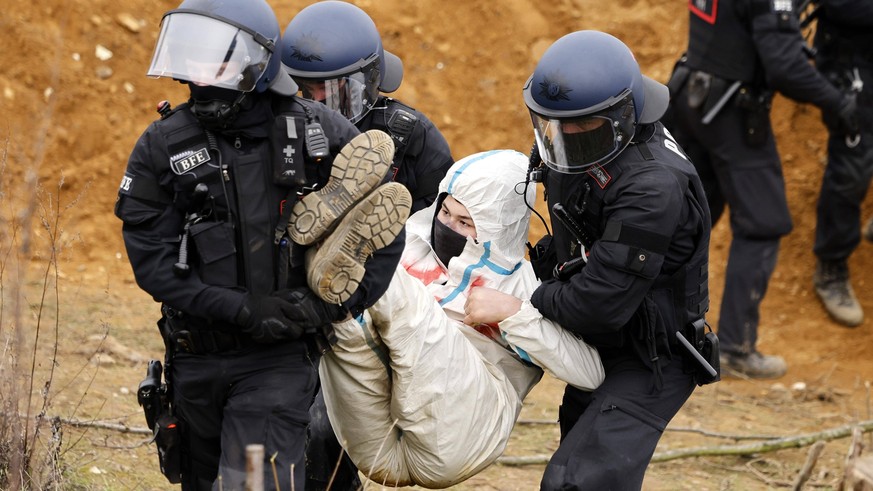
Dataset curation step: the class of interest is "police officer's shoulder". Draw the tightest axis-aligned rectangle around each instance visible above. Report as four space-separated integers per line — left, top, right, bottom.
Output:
748 0 796 30
151 100 191 121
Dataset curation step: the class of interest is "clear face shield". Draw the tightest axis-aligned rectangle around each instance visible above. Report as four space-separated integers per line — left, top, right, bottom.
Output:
292 55 381 124
147 12 271 92
530 90 637 174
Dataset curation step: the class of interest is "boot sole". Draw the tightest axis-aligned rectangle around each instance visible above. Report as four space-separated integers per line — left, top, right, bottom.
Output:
307 182 412 304
289 130 395 245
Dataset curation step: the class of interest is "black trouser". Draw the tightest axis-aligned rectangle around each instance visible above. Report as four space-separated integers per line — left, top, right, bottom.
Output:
814 62 873 262
171 339 317 491
305 387 362 491
670 84 792 355
541 350 696 490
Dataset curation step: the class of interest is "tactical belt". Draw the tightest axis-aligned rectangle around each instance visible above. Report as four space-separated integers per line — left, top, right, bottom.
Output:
161 305 257 355
169 328 257 355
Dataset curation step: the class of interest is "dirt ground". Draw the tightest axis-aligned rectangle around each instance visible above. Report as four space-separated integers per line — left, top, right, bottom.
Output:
2 0 873 489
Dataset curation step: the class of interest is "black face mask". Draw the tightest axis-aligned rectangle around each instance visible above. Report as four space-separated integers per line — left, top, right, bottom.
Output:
188 84 246 130
432 215 469 266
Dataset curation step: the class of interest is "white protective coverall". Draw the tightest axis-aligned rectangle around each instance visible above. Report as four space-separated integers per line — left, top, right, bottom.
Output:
319 150 605 488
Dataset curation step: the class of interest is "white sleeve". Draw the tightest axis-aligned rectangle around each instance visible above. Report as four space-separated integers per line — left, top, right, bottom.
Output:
499 299 605 391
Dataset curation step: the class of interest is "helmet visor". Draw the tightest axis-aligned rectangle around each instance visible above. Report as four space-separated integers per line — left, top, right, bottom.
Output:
292 55 381 123
529 91 636 174
147 12 271 92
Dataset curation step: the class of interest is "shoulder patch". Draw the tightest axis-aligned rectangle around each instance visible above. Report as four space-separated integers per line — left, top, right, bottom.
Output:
772 0 792 12
689 0 717 24
119 174 133 194
587 164 612 189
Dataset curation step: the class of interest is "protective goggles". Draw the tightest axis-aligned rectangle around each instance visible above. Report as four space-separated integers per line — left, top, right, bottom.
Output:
147 11 272 92
529 90 636 174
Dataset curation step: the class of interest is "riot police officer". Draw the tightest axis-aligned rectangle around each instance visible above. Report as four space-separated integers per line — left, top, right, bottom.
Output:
114 0 404 488
280 4 454 489
523 31 714 490
667 0 857 378
810 0 872 328
281 1 454 214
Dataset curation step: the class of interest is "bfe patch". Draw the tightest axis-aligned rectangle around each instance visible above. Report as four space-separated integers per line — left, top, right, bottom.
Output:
170 147 211 175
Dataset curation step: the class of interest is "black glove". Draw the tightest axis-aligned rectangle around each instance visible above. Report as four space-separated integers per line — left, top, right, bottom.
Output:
272 288 346 351
274 288 346 332
236 295 303 344
824 93 859 136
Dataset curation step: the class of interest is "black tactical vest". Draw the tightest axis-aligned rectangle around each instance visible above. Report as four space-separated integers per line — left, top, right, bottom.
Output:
686 0 760 82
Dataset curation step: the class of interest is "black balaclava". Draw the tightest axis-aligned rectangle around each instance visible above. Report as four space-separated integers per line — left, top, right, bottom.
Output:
188 84 272 137
431 195 470 266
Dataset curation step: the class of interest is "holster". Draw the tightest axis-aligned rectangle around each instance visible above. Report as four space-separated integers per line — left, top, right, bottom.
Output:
677 319 721 386
154 413 183 484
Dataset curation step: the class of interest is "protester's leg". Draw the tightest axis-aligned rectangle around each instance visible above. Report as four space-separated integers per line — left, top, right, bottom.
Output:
318 312 399 484
289 129 395 246
306 182 412 304
541 354 695 491
365 266 522 488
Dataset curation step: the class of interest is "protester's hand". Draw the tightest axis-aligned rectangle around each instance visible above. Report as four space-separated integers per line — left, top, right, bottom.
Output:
236 294 303 343
463 287 523 326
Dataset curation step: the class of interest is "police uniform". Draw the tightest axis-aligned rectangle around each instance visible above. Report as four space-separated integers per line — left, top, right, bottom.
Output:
668 0 847 361
812 1 873 267
115 93 402 490
358 95 454 213
529 122 711 489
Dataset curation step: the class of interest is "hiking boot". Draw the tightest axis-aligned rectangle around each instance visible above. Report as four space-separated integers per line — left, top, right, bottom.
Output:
813 260 863 327
864 217 873 243
719 351 787 379
288 129 395 246
306 182 412 304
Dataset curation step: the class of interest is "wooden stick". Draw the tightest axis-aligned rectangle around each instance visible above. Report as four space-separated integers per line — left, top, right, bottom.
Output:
497 420 873 466
246 444 265 491
790 440 825 491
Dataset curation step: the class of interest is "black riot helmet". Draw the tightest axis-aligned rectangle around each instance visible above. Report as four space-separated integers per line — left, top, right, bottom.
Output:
147 0 297 126
523 30 669 174
280 1 403 123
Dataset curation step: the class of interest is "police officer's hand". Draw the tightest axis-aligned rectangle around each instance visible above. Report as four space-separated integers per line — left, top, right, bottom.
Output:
273 288 348 349
236 294 304 343
825 93 859 136
274 288 348 332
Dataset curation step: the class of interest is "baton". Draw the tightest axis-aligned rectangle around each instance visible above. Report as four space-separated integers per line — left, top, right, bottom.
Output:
701 80 742 125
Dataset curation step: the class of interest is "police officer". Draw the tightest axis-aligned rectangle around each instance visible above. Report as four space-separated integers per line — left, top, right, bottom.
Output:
667 0 857 378
280 4 454 489
114 0 405 489
281 0 454 214
809 0 872 328
523 31 714 490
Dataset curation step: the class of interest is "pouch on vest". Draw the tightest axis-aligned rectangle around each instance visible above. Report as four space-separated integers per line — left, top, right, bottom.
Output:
735 87 772 147
189 221 237 286
271 115 307 188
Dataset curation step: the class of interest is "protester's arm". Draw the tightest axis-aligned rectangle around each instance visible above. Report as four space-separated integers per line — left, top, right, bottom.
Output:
464 287 605 391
